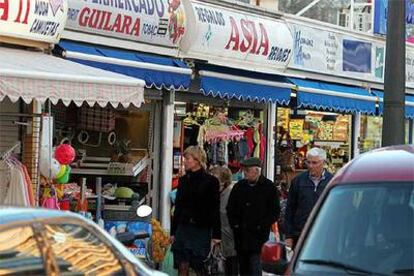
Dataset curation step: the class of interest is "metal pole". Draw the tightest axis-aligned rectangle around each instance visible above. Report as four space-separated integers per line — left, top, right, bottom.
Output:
151 101 162 220
159 90 175 231
350 0 355 30
352 112 361 158
382 0 406 146
95 177 102 222
266 102 276 182
295 0 322 16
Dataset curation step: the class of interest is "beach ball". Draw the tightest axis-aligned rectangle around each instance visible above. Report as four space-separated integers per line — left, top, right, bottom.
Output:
55 144 76 165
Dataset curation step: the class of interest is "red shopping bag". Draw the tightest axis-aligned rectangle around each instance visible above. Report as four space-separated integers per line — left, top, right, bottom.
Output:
261 223 284 263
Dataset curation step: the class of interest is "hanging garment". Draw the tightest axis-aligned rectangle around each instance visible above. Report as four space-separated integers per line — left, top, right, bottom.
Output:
260 126 266 162
3 167 30 206
253 127 261 158
0 162 11 204
238 138 249 160
217 142 226 165
244 128 255 158
22 165 35 206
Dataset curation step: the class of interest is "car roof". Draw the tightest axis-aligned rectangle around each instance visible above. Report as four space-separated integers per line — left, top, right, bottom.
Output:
0 207 84 225
330 145 414 185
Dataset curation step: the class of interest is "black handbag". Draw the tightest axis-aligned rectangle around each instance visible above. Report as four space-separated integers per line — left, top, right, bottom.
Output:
203 244 226 275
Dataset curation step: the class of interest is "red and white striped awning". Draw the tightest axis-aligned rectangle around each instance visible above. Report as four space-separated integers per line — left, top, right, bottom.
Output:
0 46 145 108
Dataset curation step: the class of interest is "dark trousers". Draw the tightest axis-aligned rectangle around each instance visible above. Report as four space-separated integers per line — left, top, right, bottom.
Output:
225 256 238 276
237 252 262 276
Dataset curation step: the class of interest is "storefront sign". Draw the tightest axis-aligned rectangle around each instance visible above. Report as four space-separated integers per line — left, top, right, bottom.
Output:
290 23 414 89
0 0 67 44
180 0 293 70
291 24 373 80
373 0 414 43
66 0 186 47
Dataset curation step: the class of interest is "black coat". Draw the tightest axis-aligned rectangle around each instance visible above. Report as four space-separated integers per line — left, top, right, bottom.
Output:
171 169 221 239
226 175 280 253
284 170 333 239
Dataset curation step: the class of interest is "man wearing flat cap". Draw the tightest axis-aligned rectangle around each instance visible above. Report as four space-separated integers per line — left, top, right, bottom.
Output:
227 157 280 275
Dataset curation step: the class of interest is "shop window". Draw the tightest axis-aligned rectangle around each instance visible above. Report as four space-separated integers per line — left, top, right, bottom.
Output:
0 226 45 275
360 117 411 153
173 103 266 179
360 116 383 153
277 108 351 175
44 224 125 275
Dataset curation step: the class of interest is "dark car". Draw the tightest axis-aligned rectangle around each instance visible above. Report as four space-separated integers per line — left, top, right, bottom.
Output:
286 145 414 275
0 207 166 276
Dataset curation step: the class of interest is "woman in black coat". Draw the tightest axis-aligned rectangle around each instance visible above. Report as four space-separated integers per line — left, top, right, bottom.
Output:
171 146 221 276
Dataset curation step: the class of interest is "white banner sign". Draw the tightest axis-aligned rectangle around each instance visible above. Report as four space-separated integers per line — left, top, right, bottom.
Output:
0 0 67 44
66 0 186 48
180 0 293 71
290 23 414 89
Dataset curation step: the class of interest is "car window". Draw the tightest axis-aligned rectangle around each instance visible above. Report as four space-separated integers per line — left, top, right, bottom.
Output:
296 182 414 275
44 224 127 276
0 226 45 275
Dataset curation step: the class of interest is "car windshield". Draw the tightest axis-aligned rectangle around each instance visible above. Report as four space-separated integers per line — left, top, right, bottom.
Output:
296 182 414 275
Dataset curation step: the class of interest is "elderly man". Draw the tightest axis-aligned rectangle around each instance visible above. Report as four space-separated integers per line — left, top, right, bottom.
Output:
227 157 280 276
285 147 333 249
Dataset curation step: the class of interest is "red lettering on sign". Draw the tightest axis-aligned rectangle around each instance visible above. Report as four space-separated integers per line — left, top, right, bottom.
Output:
240 19 253 53
22 0 30 24
88 9 101 28
79 7 140 37
256 23 269 55
132 18 140 36
122 15 132 34
225 16 269 56
0 0 8 21
225 16 239 51
103 12 112 31
15 0 22 22
111 14 122 33
79 7 90 27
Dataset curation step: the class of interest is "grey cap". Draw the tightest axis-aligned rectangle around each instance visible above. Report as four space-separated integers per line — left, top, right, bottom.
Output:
240 157 262 168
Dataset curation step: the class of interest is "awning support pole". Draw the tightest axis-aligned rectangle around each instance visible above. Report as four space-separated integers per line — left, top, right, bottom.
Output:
159 90 175 231
266 102 276 182
352 112 361 158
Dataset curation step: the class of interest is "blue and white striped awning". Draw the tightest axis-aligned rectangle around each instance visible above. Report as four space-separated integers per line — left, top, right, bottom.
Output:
288 78 377 114
199 65 292 104
372 90 414 119
55 40 192 91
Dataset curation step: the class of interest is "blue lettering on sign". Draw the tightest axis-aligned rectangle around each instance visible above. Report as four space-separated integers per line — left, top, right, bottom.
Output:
89 0 166 17
67 8 80 21
268 47 291 63
143 23 158 36
35 0 49 16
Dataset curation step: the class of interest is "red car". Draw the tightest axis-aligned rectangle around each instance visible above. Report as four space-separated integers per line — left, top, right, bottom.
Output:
286 145 414 275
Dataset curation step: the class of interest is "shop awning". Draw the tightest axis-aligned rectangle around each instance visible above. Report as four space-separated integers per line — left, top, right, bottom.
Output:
372 90 414 119
199 65 292 104
0 47 145 107
288 78 377 114
56 41 192 91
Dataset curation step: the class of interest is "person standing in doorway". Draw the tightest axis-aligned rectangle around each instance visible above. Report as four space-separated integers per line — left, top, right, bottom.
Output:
227 157 280 276
284 147 333 249
171 146 221 276
210 166 238 276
